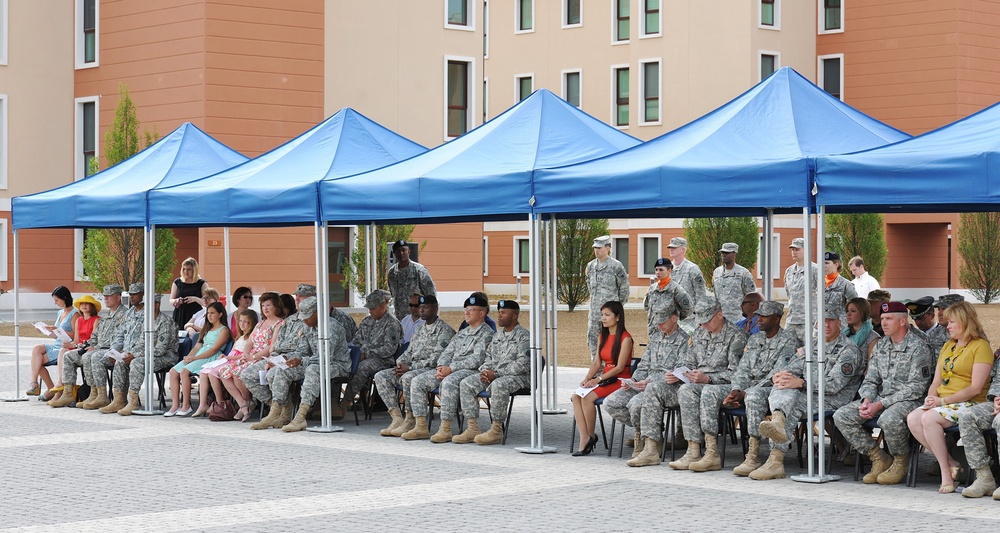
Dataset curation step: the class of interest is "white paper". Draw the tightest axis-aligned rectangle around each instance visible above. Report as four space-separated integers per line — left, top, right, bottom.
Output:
106 349 125 362
33 322 51 336
574 385 598 398
258 369 268 385
618 377 637 389
672 366 692 384
266 355 288 369
201 359 227 371
52 328 72 343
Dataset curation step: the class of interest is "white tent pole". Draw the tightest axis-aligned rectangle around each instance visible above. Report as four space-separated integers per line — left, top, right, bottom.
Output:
364 225 372 294
544 214 564 414
368 222 377 291
764 210 774 300
2 229 26 402
309 221 342 433
134 225 162 415
223 227 231 306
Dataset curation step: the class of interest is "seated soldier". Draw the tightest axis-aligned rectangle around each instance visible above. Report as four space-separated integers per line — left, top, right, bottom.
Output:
119 293 180 415
239 302 306 429
453 300 530 445
747 301 864 480
958 355 1000 499
248 298 312 431
339 290 402 414
375 295 455 437
402 293 494 442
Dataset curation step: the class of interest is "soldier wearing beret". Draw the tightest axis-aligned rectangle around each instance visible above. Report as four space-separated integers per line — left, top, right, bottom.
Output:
643 257 692 338
667 237 707 333
713 243 756 325
586 235 630 357
823 251 858 329
388 240 437 321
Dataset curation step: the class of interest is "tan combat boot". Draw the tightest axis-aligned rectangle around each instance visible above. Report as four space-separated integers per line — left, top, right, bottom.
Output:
758 410 788 444
330 398 344 420
99 390 127 414
732 436 762 477
451 418 480 443
631 431 645 459
668 442 702 470
430 419 453 443
993 485 1000 500
77 387 99 409
87 387 111 410
689 434 722 472
474 421 505 445
862 447 892 484
48 387 76 408
962 467 998 498
627 437 663 467
282 403 311 432
381 408 404 436
749 449 786 480
401 416 430 440
251 401 284 430
118 391 141 416
876 454 909 485
392 411 416 437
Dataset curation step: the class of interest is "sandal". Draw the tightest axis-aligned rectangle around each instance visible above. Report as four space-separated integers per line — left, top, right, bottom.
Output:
39 390 56 401
49 385 64 393
234 403 250 422
939 483 956 494
25 382 40 396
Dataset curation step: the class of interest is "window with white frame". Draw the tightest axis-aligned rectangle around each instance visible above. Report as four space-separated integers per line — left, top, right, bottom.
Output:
0 94 6 190
640 60 660 124
563 70 581 107
77 0 99 68
445 57 474 138
760 0 780 29
515 237 530 275
564 0 582 27
613 236 629 274
820 0 842 33
517 0 533 32
482 235 489 276
614 0 629 42
642 0 660 37
613 66 629 127
445 0 473 29
516 75 533 102
639 235 661 277
757 233 780 280
74 96 99 281
0 0 8 65
760 52 778 81
818 54 843 100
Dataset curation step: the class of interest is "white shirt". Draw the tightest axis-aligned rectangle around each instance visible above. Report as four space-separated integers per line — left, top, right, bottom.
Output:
400 315 425 344
851 271 881 299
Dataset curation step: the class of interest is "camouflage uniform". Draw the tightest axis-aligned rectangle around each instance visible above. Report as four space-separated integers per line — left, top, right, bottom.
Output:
62 304 126 387
459 323 530 422
958 359 1000 470
784 262 817 342
763 332 864 452
681 327 792 444
834 329 933 455
387 261 436 320
330 307 357 344
409 323 493 419
604 327 689 431
94 305 143 389
298 318 352 405
586 256 629 355
240 314 303 404
712 264 756 324
643 281 692 337
922 324 949 356
374 318 455 412
825 276 858 329
344 312 403 401
264 318 312 404
126 311 180 394
672 259 707 332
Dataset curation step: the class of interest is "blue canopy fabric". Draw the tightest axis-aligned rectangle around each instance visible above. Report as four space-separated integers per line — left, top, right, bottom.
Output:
318 89 640 224
12 123 248 229
149 108 426 227
532 67 910 219
815 99 1000 213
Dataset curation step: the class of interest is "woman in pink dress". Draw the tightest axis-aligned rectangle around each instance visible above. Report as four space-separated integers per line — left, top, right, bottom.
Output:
223 292 286 421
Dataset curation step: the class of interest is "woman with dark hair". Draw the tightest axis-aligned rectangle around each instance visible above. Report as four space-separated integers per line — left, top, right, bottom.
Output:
221 293 285 421
280 293 297 316
27 286 78 399
229 286 257 332
570 300 633 456
845 297 880 359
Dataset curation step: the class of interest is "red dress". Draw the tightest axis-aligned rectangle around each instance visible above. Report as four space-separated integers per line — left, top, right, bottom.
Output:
76 315 99 344
593 331 632 399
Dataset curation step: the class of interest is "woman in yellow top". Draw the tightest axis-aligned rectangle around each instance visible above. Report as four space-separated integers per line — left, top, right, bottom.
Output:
906 301 994 494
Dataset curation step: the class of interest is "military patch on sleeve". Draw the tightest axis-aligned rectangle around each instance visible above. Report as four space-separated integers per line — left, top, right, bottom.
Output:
841 363 854 376
921 366 931 379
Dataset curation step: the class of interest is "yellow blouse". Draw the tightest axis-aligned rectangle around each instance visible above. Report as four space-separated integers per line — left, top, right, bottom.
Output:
936 338 994 402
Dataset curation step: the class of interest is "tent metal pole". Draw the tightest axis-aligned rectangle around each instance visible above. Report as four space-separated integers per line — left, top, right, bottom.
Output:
368 222 377 292
2 229 26 402
134 225 162 415
364 225 372 295
544 214 564 414
223 227 231 305
815 205 832 478
764 210 774 300
309 221 342 433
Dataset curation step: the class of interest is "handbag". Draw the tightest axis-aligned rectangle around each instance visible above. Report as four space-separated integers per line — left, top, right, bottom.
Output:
208 399 237 421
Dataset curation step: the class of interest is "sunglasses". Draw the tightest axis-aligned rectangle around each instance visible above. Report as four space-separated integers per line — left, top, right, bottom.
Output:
409 303 420 308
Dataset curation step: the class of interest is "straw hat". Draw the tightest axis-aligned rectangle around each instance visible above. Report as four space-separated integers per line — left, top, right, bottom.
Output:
74 294 102 314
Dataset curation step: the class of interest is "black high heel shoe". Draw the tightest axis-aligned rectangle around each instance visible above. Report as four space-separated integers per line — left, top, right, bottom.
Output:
572 434 598 456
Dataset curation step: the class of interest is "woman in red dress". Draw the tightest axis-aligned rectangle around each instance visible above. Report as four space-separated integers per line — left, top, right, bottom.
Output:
571 300 633 456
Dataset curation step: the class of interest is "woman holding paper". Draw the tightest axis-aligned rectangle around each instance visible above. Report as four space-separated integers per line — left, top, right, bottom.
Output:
571 300 633 456
165 302 230 417
48 295 102 398
905 301 993 493
27 286 78 399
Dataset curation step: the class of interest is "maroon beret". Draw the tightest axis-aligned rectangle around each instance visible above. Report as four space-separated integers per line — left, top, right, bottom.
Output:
880 301 908 314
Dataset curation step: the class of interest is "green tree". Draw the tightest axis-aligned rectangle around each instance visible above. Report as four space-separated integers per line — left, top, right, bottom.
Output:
826 213 888 281
556 218 609 311
958 212 1000 304
683 217 759 289
80 83 176 292
341 224 417 295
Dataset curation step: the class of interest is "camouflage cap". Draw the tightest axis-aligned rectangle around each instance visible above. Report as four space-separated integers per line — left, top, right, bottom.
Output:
666 237 687 248
364 290 390 309
934 294 965 309
788 238 804 249
294 284 317 297
297 296 318 318
755 301 785 317
592 235 611 248
694 296 722 325
102 284 123 296
719 242 738 253
824 301 842 321
906 296 935 318
152 293 163 304
128 282 145 294
650 307 677 325
867 289 892 303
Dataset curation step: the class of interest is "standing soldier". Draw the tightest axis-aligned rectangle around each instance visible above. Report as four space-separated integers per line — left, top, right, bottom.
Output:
387 240 436 320
60 285 126 409
453 300 530 445
586 235 630 357
668 237 707 333
823 252 858 328
713 243 756 324
119 293 179 415
339 290 403 415
784 238 817 343
643 258 692 337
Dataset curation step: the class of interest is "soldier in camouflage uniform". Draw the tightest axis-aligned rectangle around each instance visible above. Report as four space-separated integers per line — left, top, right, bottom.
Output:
339 290 402 414
281 297 352 432
452 300 530 445
240 306 301 422
958 357 1000 498
94 285 148 413
679 301 796 473
330 306 357 344
713 243 756 324
643 258 692 337
667 237 707 334
784 238 817 343
610 307 689 466
60 285 126 409
586 235 630 357
747 302 864 480
119 294 179 415
907 296 949 355
834 301 933 485
402 294 494 442
823 252 858 329
387 239 437 320
376 295 455 437
934 294 963 329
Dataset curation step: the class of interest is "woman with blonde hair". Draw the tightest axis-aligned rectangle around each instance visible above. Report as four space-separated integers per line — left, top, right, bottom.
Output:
906 301 994 494
170 257 208 330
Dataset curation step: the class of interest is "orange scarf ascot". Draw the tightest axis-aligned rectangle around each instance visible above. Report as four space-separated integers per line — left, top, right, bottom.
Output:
658 276 671 290
825 272 839 287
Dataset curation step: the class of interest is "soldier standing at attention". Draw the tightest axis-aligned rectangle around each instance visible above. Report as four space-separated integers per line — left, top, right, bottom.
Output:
586 235 629 357
387 240 436 320
668 237 707 333
643 257 692 337
713 243 756 324
783 238 817 343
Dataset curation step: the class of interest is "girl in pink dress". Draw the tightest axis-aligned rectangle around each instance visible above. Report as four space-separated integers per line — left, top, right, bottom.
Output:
225 292 286 421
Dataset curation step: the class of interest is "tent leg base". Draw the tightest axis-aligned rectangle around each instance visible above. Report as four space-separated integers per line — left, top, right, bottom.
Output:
1 397 29 402
306 425 345 433
132 409 165 416
542 409 567 415
515 446 557 454
790 474 840 484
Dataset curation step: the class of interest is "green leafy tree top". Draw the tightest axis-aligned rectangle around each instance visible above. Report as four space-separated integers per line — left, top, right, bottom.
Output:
826 213 888 282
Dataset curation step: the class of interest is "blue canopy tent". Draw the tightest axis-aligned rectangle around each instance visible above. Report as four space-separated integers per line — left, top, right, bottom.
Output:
815 99 1000 213
7 123 248 411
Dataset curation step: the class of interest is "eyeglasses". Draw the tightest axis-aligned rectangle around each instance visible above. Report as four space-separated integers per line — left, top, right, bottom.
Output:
241 295 253 300
409 303 420 308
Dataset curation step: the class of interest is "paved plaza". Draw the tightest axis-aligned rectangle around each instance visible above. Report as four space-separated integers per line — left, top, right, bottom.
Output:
1 335 998 532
